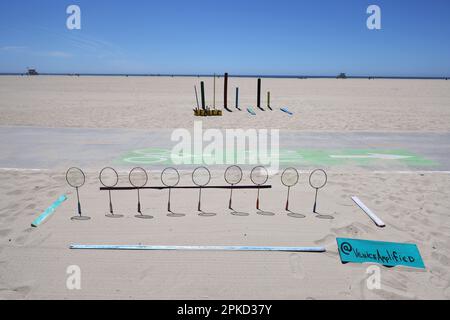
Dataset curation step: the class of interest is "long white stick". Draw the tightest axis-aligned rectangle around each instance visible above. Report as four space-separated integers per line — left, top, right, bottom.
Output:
70 244 326 252
351 196 385 227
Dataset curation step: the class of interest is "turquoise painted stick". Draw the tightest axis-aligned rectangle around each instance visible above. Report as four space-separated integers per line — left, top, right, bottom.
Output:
70 244 326 252
31 195 67 227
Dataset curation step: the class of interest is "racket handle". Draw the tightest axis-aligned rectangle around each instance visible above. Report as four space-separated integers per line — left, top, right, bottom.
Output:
285 200 289 211
228 198 232 210
109 202 113 214
313 202 317 213
197 201 201 212
256 198 259 210
77 202 81 215
138 202 141 213
168 202 171 212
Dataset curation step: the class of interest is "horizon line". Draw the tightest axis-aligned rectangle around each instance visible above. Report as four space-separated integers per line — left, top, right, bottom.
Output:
0 72 449 80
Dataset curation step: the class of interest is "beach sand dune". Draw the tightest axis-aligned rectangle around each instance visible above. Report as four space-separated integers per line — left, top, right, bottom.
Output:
0 169 449 299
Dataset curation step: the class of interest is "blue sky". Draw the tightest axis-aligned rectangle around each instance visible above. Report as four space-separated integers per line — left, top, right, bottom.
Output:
1 0 449 76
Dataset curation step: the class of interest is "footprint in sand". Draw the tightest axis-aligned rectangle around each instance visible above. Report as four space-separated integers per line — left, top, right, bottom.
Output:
444 286 450 298
331 222 375 237
0 285 32 299
429 276 449 289
359 271 416 300
289 254 305 280
431 252 450 266
15 230 33 245
314 234 336 246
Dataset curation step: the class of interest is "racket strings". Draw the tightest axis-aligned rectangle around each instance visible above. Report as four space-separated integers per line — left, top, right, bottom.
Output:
161 167 180 187
281 168 299 187
192 166 211 187
66 167 85 188
250 166 269 186
309 169 327 189
224 165 243 185
309 169 328 213
99 167 119 188
129 167 148 188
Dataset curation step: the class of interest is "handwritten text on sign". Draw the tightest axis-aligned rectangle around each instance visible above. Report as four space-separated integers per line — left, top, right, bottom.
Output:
336 238 425 269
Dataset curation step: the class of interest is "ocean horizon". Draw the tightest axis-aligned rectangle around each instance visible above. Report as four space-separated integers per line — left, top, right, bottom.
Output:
0 73 448 80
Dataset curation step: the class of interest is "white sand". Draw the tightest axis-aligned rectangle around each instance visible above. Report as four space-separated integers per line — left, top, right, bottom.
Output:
0 170 449 299
0 76 449 131
0 76 450 299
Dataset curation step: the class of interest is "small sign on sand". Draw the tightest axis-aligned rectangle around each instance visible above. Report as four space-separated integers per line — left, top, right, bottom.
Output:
337 238 425 269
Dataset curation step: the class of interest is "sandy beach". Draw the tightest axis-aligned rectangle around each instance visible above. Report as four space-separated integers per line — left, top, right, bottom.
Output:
1 76 450 300
1 76 449 132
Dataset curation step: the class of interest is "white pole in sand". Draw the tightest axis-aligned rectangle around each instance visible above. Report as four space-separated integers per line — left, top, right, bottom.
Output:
70 244 326 252
351 196 385 227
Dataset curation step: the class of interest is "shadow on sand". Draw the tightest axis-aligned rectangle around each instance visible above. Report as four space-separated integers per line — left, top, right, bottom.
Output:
229 210 250 217
314 211 334 220
198 210 217 217
287 210 306 218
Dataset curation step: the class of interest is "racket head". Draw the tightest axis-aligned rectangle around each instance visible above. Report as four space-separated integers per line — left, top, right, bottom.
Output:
99 167 119 187
66 167 85 188
309 169 328 189
250 166 269 186
224 165 243 185
281 167 299 187
192 166 211 187
161 167 180 187
129 167 148 188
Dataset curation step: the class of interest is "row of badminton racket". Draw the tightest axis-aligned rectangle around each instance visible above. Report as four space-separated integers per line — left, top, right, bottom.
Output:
65 166 327 220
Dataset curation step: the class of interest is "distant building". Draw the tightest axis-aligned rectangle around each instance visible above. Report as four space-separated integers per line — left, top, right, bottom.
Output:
337 73 347 79
26 68 38 75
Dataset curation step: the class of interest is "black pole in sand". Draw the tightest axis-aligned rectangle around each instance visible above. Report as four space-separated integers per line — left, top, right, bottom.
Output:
257 78 264 111
235 87 241 111
224 73 232 112
200 81 206 111
267 91 273 111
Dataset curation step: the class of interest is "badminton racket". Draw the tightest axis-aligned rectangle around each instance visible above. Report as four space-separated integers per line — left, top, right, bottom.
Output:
161 167 180 212
99 167 120 218
129 167 148 216
224 165 243 210
309 169 328 213
250 166 269 210
66 167 87 220
192 166 211 212
281 167 299 211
